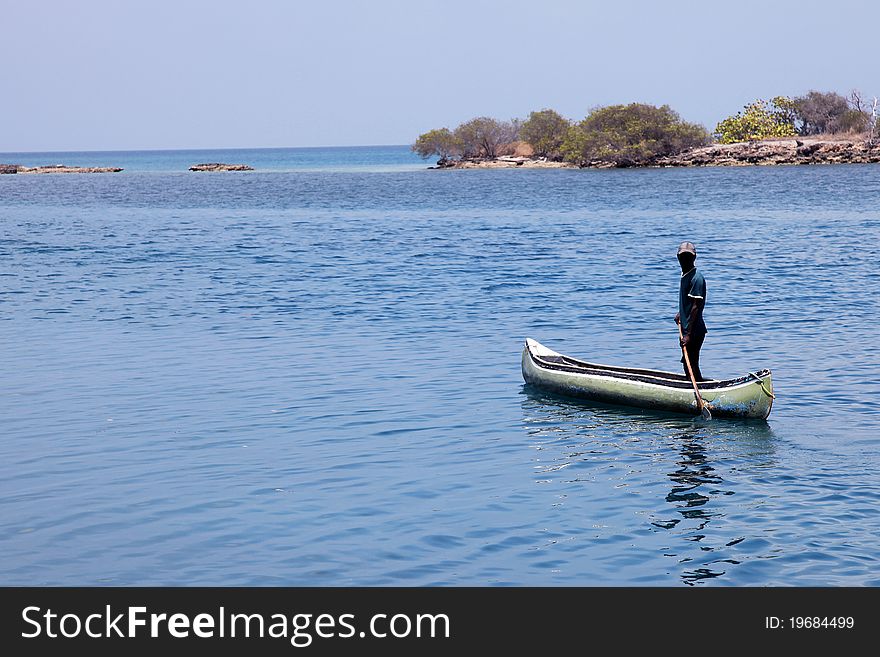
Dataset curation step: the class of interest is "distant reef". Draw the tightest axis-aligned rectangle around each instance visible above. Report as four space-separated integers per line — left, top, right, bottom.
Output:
0 164 123 174
189 163 254 172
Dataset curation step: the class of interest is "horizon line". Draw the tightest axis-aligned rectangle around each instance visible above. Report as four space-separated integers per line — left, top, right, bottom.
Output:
0 143 413 156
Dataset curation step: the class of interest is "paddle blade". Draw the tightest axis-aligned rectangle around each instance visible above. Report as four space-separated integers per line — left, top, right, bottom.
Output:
700 405 712 420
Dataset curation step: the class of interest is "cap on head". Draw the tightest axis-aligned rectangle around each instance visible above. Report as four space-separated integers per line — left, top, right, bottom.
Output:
677 241 697 256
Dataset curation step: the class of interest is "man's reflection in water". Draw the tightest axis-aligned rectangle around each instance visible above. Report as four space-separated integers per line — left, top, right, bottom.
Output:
652 432 736 585
520 387 775 585
652 433 721 532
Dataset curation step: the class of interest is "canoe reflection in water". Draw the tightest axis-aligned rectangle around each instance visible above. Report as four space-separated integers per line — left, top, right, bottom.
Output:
520 385 777 586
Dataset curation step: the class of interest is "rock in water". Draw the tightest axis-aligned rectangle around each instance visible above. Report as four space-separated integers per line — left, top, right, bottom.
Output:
189 163 254 172
2 164 123 174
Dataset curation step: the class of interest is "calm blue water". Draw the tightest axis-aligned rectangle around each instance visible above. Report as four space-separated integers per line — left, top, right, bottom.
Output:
2 146 879 586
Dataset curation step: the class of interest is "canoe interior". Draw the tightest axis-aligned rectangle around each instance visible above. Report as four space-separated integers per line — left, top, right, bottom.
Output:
528 350 770 391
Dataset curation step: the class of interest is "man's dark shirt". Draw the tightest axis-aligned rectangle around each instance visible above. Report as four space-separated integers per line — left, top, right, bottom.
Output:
679 267 707 336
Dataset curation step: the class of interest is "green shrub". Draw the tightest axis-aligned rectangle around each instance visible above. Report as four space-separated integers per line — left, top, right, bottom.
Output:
561 104 708 166
715 97 798 143
412 128 462 160
835 109 870 133
520 109 571 159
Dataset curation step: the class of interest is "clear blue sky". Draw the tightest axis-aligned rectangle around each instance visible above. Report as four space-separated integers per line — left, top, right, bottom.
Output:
2 0 878 152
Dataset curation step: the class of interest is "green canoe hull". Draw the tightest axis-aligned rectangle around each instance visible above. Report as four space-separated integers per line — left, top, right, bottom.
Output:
522 338 774 420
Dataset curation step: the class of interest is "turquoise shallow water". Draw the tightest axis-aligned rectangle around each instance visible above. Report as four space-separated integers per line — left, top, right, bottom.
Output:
1 147 879 585
0 145 427 173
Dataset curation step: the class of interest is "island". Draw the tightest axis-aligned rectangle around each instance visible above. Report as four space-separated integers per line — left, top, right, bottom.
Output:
415 91 879 169
189 163 254 172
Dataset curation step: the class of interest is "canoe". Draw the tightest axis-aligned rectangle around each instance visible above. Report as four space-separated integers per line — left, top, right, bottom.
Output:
521 338 774 419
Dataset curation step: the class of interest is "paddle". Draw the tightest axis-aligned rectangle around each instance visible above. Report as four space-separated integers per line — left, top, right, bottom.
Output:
678 323 712 420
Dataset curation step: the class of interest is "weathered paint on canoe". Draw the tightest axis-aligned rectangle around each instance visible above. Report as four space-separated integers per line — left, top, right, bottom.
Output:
522 338 774 420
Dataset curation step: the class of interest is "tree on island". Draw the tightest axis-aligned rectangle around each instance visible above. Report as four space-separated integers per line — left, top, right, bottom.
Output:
714 97 798 143
412 128 462 161
716 91 875 142
850 91 879 144
520 109 571 159
561 103 708 166
843 90 876 137
413 118 521 161
792 91 851 135
453 117 520 159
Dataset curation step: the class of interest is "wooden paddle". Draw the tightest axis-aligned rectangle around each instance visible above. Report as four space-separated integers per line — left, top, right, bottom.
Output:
678 323 712 420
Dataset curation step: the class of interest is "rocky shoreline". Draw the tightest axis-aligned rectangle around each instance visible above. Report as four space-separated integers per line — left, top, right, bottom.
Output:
430 137 880 169
651 137 880 167
431 155 576 169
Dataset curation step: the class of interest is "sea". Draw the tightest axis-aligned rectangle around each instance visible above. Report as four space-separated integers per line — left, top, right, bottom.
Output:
1 145 879 586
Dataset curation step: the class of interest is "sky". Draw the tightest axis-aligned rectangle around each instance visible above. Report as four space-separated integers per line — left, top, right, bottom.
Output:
2 0 878 152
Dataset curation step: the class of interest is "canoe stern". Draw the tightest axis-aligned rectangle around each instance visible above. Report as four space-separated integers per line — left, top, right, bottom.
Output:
702 372 773 419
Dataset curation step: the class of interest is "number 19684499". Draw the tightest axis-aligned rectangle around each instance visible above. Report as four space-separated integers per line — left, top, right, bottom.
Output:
766 616 854 629
792 617 854 629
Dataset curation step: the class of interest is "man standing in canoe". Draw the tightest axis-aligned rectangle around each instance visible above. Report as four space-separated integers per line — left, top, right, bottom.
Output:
674 241 708 381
